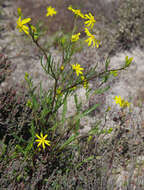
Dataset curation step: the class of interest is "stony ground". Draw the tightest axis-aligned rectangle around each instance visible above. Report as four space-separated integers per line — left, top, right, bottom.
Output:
1 0 144 189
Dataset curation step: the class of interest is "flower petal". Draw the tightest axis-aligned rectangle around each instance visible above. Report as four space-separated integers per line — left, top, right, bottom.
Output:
40 132 44 138
37 142 42 147
36 134 41 139
43 134 48 139
21 18 31 24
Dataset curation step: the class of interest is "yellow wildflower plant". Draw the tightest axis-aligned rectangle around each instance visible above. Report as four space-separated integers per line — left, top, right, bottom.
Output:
85 28 99 48
35 132 50 150
68 5 85 19
84 13 96 29
72 63 84 76
16 16 31 35
46 6 57 17
71 33 81 42
114 96 130 108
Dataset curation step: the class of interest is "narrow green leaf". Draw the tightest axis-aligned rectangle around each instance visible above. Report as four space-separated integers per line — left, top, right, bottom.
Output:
105 58 110 71
93 86 110 95
59 134 77 151
75 103 99 121
76 155 94 169
62 98 67 124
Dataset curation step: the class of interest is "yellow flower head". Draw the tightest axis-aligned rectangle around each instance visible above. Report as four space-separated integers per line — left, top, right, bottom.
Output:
72 63 84 76
68 5 85 19
16 16 31 35
114 96 122 106
81 75 85 81
30 25 39 40
71 33 81 42
122 100 130 108
114 96 130 108
35 132 50 150
30 25 37 33
110 70 118 77
84 13 96 29
46 6 57 17
56 88 62 95
125 56 133 67
81 75 88 88
24 72 29 80
26 99 32 108
17 8 22 17
60 65 64 71
71 86 76 91
85 28 99 48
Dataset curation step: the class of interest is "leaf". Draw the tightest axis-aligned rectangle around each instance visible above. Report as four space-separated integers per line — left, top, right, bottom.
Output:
93 86 110 95
88 121 101 135
125 56 133 67
0 141 7 160
61 98 67 124
29 121 35 138
24 139 34 157
59 134 77 151
74 94 82 111
75 155 94 169
105 58 110 71
75 103 99 121
15 144 25 154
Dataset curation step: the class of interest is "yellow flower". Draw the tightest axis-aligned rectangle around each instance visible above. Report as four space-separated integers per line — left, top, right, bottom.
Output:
110 70 118 77
85 28 99 48
81 75 88 88
30 25 39 40
71 33 81 42
114 96 122 106
46 6 57 17
106 106 111 111
81 75 85 80
122 100 130 108
114 96 130 108
35 132 50 150
26 99 32 108
17 8 22 17
68 5 85 19
16 16 31 35
56 88 62 95
30 25 37 33
125 56 133 67
87 135 93 142
84 13 96 29
71 86 76 91
24 72 29 80
60 65 64 71
72 63 84 76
